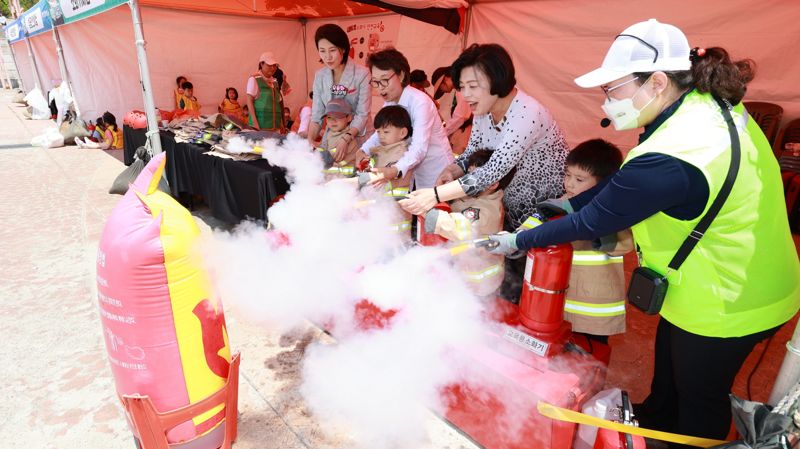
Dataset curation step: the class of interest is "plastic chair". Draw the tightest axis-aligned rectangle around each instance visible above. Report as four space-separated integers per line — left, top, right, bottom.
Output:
775 119 800 158
121 352 240 449
744 101 783 148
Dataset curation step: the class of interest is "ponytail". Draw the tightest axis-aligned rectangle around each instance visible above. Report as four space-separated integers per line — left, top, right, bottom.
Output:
689 47 755 105
635 46 756 105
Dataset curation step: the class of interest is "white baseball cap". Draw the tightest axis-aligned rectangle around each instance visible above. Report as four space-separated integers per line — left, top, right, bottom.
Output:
259 51 278 66
574 19 691 88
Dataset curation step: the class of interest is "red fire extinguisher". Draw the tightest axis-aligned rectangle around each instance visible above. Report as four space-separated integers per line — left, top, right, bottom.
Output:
518 242 573 333
416 202 451 246
516 211 573 336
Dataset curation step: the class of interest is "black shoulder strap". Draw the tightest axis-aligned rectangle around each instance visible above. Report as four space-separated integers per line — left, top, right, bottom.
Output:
667 96 741 271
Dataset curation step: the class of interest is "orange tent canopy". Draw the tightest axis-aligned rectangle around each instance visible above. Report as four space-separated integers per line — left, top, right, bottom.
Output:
139 0 387 19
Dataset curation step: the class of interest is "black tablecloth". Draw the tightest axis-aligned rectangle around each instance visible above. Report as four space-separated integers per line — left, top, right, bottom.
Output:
163 135 289 224
123 125 148 166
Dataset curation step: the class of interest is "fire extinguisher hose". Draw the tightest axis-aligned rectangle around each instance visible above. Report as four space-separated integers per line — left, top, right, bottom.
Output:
537 402 728 448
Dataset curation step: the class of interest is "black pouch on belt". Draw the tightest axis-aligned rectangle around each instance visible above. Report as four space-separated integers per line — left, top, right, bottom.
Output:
627 267 668 315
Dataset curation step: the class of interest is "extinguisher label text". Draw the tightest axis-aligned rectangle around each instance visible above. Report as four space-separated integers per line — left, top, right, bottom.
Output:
503 326 549 357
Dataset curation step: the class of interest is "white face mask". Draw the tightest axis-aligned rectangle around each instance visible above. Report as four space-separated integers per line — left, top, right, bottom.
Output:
601 77 655 131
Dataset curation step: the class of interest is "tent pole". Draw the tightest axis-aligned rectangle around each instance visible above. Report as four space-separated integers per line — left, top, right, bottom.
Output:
0 43 11 89
461 6 473 50
128 0 163 154
301 18 309 98
24 34 43 91
768 322 800 405
51 27 80 117
8 43 24 91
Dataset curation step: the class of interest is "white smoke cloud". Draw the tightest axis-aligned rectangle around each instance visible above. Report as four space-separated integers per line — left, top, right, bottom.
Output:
202 135 597 449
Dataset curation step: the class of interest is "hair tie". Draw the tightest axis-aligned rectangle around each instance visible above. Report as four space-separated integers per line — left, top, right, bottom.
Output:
690 47 707 63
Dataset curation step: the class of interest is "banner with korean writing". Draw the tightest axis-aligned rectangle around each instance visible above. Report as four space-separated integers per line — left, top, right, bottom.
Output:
4 18 24 44
19 0 54 39
49 0 128 26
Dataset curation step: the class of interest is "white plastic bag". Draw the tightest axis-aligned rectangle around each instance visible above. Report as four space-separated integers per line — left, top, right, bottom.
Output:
31 127 65 149
23 88 50 120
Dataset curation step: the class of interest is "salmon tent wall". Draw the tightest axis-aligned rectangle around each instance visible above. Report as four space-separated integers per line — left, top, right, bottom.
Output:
9 0 800 150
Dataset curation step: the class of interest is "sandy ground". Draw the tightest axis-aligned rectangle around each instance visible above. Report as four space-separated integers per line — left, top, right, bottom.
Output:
0 89 797 448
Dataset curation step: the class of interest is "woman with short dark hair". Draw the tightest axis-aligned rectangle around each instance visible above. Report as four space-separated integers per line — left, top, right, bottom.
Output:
401 43 569 230
308 24 371 157
358 48 453 189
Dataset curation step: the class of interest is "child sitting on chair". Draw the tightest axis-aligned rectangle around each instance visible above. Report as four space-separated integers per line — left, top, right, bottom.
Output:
173 75 187 110
425 149 513 298
178 81 201 112
218 87 247 124
319 98 359 177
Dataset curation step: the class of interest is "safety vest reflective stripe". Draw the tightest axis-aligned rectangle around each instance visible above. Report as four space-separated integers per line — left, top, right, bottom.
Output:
520 216 544 230
389 221 411 232
572 251 624 266
564 300 626 317
323 165 355 175
384 187 409 197
453 214 472 241
463 264 502 282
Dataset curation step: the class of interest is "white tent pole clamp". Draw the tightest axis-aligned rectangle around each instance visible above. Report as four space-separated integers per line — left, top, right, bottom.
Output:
24 33 43 91
768 321 800 406
51 27 80 117
128 0 163 155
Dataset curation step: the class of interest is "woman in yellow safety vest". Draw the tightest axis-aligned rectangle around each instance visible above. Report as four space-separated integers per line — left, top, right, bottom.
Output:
488 19 800 444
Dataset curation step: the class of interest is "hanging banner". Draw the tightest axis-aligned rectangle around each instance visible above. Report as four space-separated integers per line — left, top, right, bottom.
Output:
20 0 54 38
49 0 128 25
4 19 24 44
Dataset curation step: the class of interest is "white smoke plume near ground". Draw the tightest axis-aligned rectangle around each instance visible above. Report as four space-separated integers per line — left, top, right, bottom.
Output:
203 133 585 449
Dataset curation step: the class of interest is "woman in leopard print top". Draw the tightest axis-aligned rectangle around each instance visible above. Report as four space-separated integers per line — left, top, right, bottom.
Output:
400 43 568 230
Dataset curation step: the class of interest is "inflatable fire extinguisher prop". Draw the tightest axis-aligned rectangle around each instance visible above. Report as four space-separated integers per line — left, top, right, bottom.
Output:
97 153 232 447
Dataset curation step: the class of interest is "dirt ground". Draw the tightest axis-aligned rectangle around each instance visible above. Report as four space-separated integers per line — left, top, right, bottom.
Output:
1 89 797 448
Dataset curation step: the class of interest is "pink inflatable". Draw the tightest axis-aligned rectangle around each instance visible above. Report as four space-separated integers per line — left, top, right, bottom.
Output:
96 153 231 446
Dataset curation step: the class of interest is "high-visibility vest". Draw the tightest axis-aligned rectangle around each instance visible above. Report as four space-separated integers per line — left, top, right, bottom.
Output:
623 90 800 337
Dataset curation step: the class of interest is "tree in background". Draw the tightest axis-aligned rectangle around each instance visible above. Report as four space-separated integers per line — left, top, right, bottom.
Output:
1 0 36 19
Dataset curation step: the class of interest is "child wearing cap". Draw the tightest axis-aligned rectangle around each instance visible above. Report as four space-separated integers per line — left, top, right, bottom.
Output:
319 98 358 177
518 139 633 342
426 149 513 298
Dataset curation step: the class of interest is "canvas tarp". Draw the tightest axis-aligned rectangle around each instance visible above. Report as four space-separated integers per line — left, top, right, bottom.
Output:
53 5 306 122
468 0 800 150
7 0 800 150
